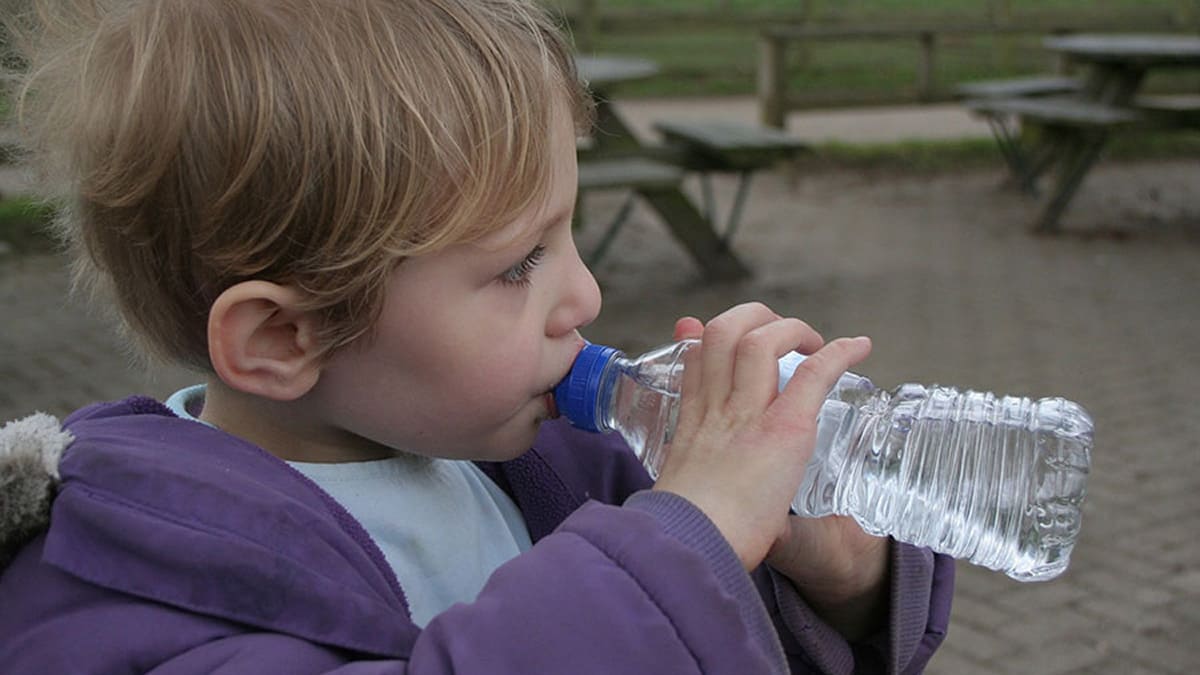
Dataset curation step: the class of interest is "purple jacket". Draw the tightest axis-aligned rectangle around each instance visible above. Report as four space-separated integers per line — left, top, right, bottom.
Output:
0 397 952 673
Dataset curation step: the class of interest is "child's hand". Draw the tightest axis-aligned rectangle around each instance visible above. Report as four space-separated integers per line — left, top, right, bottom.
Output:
651 303 872 572
766 513 890 640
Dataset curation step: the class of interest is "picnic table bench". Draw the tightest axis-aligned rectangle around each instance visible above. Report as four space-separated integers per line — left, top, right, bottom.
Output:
575 155 752 280
575 56 807 278
577 121 807 269
964 96 1142 225
652 120 809 242
954 75 1083 100
960 34 1200 232
575 157 682 265
575 55 751 280
1135 94 1200 129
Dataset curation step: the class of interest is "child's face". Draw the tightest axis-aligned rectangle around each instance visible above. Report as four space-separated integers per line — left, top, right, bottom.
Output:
308 104 601 461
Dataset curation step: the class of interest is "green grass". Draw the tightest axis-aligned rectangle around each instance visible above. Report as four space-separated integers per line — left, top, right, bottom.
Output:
557 0 1183 15
797 128 1200 174
592 28 1200 101
0 196 57 254
553 0 1199 100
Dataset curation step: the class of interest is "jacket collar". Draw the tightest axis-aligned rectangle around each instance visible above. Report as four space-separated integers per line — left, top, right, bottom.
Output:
45 397 420 658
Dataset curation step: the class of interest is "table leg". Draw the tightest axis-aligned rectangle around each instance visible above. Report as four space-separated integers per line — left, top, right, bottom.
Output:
590 95 643 156
637 185 752 280
1033 128 1110 233
1023 128 1066 193
585 194 639 266
985 114 1035 192
1029 64 1146 232
723 171 756 243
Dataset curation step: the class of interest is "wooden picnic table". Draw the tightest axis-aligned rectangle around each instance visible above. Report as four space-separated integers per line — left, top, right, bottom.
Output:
1044 34 1200 71
573 55 750 280
1045 34 1200 104
1015 34 1200 231
577 55 661 89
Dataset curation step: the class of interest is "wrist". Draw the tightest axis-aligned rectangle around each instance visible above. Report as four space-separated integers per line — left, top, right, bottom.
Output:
774 537 891 641
814 538 890 605
648 485 774 571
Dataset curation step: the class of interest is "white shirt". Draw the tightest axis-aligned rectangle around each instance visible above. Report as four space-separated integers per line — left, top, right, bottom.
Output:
164 385 533 627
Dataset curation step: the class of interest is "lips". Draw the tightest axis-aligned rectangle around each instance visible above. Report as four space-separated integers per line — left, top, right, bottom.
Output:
541 338 584 421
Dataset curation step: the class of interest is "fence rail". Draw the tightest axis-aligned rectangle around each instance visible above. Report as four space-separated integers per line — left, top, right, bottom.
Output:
756 14 1198 128
558 4 1199 40
552 3 1200 114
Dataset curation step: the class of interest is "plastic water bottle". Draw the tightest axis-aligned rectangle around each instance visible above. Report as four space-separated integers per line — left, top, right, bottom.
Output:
553 340 1093 582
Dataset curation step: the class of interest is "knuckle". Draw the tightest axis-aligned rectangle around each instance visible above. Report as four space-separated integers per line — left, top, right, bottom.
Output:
761 408 816 440
796 349 828 375
785 317 810 331
828 336 859 359
735 331 771 359
704 313 734 338
792 349 845 387
746 301 773 316
784 317 816 341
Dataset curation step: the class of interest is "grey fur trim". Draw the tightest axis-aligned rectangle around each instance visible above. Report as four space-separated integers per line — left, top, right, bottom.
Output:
1 413 74 568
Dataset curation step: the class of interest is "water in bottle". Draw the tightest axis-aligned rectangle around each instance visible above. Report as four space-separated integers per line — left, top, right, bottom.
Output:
553 340 1093 582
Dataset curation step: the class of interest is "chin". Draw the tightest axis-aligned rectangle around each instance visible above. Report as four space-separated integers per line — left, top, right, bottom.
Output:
452 404 548 462
487 424 542 462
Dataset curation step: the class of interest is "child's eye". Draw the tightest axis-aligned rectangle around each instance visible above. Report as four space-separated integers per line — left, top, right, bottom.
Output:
500 244 546 287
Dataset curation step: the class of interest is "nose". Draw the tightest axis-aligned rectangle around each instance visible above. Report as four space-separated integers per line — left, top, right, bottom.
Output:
546 244 601 337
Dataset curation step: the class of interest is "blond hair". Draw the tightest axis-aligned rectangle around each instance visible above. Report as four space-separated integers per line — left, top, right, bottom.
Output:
7 0 592 370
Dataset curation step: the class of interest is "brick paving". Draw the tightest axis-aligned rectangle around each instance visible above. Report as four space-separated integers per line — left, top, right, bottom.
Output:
2 101 1197 673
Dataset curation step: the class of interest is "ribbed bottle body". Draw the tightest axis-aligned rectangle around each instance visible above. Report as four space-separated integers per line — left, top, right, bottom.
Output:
794 385 1092 581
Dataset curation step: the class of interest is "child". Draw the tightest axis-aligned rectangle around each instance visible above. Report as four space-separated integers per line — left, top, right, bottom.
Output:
0 1 952 672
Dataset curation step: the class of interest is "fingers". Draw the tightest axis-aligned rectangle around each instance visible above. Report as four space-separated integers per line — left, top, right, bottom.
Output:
775 336 872 416
698 303 828 412
675 302 855 437
698 303 783 410
656 302 872 572
728 317 818 413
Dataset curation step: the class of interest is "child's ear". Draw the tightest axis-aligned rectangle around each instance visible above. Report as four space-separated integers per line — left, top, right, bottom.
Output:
207 281 324 401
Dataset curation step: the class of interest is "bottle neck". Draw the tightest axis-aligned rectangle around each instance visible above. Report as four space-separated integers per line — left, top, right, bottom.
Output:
554 343 622 432
592 354 625 434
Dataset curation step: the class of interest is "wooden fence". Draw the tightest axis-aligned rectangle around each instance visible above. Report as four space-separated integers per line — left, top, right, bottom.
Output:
756 13 1197 127
557 3 1200 46
551 3 1200 119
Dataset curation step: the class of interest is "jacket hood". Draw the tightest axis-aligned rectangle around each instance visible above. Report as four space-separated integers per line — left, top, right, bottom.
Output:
0 412 73 568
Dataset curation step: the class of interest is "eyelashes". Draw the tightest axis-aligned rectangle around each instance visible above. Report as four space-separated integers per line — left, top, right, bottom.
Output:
500 244 546 287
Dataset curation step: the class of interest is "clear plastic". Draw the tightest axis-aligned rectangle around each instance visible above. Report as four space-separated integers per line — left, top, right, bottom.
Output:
565 339 1093 582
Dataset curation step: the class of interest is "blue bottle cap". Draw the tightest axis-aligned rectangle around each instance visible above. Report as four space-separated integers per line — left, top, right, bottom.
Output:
553 343 619 432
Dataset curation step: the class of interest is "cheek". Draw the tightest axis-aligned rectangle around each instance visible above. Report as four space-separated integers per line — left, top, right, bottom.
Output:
457 339 544 404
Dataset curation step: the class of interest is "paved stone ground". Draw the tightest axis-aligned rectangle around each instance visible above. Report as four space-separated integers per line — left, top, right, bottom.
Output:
2 101 1197 672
